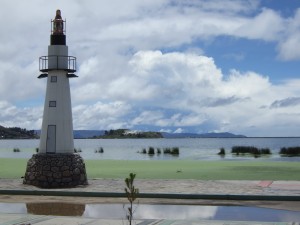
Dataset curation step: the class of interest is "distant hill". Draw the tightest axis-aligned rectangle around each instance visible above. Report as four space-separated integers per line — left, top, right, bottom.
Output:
73 130 105 139
72 130 246 139
95 129 163 139
161 132 246 138
35 130 105 139
0 126 38 139
34 129 246 139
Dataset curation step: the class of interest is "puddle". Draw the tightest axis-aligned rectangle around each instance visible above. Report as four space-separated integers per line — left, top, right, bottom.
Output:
0 202 299 222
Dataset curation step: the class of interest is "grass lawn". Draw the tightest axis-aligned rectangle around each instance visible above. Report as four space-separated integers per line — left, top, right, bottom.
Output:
0 158 299 180
86 160 300 180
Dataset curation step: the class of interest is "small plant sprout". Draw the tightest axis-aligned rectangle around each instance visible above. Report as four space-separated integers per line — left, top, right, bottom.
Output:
124 173 139 225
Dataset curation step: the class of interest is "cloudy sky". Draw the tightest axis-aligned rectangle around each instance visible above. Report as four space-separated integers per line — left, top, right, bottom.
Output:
0 0 300 137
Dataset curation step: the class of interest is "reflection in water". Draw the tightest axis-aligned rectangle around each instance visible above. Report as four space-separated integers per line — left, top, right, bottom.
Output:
0 203 299 222
83 204 218 220
83 204 300 222
0 203 26 214
26 202 85 216
136 205 217 220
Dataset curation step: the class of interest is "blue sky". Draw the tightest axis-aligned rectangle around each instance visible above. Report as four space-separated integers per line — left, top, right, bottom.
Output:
0 0 300 136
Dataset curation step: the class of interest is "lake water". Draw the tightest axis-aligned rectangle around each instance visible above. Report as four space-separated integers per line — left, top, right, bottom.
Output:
0 202 299 222
0 138 300 161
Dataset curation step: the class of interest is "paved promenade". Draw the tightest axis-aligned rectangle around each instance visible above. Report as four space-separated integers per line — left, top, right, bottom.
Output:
0 179 299 224
1 179 300 196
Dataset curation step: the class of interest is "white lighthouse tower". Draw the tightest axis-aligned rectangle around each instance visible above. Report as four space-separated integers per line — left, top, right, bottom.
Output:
24 10 87 188
38 9 76 153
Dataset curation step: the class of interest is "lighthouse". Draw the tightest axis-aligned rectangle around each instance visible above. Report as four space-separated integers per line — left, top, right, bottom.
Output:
38 9 75 153
24 10 87 188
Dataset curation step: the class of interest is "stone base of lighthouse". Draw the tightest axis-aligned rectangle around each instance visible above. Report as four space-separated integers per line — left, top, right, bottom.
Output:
23 153 88 188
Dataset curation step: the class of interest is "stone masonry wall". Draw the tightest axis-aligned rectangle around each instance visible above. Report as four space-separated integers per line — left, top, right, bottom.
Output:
23 153 88 188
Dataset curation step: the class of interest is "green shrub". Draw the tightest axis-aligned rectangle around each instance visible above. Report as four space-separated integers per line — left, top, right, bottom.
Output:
157 148 161 154
163 148 171 154
218 147 226 155
74 148 82 153
141 148 147 154
232 146 271 156
163 147 179 155
148 147 155 155
13 148 20 152
280 147 300 156
171 147 180 155
260 148 271 154
95 147 104 153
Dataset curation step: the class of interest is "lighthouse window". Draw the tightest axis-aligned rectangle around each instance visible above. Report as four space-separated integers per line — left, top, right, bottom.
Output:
51 76 57 82
49 101 56 107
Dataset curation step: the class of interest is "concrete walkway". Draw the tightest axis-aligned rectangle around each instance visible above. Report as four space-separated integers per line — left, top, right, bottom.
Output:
0 179 299 224
0 214 299 225
0 179 300 196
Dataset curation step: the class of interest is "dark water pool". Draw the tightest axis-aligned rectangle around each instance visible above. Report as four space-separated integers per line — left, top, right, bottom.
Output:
0 203 299 222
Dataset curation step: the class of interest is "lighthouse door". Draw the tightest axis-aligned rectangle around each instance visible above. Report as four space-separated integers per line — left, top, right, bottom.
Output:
46 125 56 153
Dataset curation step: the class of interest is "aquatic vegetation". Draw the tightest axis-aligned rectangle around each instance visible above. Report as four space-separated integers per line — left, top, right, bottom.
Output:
138 147 179 156
148 147 155 155
95 147 104 153
163 147 180 155
170 147 180 155
13 148 20 152
280 147 300 156
218 147 226 155
156 148 161 154
231 146 271 155
74 148 82 153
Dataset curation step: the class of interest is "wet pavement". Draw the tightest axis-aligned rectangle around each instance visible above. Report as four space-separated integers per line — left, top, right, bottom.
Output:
0 214 299 225
0 179 299 224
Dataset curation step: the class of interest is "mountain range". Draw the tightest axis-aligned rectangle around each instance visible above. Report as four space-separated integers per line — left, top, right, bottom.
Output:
72 130 246 139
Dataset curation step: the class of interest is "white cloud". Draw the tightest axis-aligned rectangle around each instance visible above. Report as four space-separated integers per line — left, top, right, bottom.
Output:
110 50 300 136
174 128 184 133
73 101 131 130
0 101 42 129
235 8 284 41
277 9 300 60
0 0 299 136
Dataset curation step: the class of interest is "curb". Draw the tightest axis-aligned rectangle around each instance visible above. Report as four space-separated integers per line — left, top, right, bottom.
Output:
0 189 299 201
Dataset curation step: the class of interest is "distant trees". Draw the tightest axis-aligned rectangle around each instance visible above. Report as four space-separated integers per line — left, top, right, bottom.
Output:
101 129 163 139
0 125 37 139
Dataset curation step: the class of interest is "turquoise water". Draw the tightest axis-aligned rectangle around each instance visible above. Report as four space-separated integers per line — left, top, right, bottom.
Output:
0 138 299 161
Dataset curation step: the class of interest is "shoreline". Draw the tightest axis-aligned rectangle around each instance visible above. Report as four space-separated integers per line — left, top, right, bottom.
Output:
0 178 299 212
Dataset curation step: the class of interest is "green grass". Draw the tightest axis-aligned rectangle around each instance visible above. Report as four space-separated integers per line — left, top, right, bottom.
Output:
86 160 300 180
0 159 28 178
2 158 299 180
